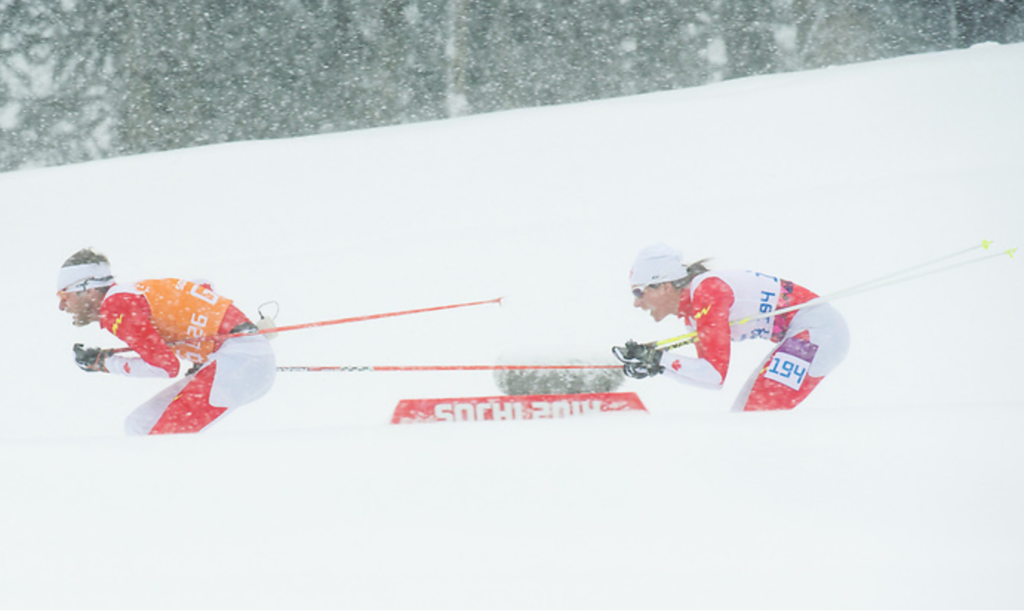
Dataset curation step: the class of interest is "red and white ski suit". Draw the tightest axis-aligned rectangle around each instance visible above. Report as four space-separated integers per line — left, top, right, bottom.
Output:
660 270 849 411
100 278 275 434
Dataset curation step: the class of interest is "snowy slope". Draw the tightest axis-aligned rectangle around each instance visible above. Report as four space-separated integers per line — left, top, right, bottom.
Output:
1 43 1022 608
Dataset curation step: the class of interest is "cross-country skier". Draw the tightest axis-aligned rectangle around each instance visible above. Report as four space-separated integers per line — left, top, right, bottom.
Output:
614 244 849 411
56 248 276 434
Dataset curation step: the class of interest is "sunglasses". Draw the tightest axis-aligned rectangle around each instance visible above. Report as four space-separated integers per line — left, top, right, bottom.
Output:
57 276 114 294
632 283 661 299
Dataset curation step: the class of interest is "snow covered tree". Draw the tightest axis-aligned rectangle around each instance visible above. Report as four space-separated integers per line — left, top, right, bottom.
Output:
0 0 121 171
2 0 1023 172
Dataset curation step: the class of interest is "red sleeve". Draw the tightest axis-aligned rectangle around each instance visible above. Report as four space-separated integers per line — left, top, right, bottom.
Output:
691 277 735 381
100 293 180 377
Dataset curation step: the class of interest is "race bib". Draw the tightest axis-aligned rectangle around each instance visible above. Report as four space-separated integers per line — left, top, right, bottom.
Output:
765 337 819 391
135 278 233 363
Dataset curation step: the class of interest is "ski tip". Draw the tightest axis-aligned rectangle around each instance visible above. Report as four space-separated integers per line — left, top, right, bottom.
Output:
982 239 994 250
1007 247 1017 259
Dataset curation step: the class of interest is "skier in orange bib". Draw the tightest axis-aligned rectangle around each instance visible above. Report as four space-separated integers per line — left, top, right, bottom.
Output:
56 248 276 434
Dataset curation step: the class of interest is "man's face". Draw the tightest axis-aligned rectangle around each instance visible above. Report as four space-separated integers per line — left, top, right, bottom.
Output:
57 289 103 327
632 283 680 322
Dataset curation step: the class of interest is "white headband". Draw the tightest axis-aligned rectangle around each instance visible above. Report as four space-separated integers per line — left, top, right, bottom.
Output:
57 262 115 292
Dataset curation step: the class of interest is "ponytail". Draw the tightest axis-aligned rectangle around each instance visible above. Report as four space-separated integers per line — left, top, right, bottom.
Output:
671 258 711 289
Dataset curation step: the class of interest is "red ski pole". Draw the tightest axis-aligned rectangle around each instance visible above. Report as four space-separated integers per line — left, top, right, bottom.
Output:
278 364 620 372
109 297 503 354
263 296 503 336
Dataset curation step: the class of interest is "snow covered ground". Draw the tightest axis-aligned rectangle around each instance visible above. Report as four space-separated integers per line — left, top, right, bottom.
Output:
1 43 1022 609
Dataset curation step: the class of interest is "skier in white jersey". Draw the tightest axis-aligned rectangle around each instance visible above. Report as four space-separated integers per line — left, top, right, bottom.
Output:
614 244 849 411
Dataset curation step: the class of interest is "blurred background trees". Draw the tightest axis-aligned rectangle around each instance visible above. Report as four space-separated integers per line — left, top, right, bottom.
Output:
2 0 1022 172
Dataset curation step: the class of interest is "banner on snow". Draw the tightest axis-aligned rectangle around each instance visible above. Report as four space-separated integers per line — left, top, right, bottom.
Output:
391 392 647 424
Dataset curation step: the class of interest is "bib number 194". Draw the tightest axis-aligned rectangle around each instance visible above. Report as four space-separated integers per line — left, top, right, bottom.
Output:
765 337 819 391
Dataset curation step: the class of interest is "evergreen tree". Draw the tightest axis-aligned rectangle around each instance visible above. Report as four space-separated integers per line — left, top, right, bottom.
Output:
0 0 121 171
2 0 1023 172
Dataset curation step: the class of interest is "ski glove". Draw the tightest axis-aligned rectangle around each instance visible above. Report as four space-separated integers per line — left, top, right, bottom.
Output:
612 340 664 379
73 343 112 373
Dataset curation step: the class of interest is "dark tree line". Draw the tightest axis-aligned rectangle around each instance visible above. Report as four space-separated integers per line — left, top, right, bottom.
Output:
1 0 1022 172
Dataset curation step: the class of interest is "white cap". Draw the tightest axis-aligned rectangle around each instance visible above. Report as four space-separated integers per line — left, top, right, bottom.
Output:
629 243 688 286
57 262 115 292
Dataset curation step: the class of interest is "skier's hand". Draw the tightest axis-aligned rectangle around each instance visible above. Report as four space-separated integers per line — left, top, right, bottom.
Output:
623 361 663 379
73 343 112 373
612 340 649 363
613 341 664 379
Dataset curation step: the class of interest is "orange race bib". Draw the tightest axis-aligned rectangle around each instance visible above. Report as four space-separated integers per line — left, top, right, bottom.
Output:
135 279 234 363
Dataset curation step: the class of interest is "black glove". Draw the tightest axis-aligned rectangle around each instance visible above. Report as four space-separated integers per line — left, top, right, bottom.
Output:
622 360 663 379
612 340 646 362
612 340 664 379
73 343 112 373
